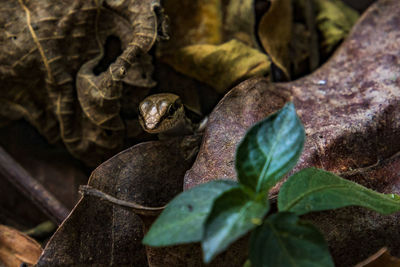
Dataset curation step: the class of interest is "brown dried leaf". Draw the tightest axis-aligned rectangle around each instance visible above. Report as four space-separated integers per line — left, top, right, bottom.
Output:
37 135 201 266
162 39 270 93
258 0 292 79
223 0 259 48
160 0 223 51
0 0 166 166
159 0 268 93
0 224 42 267
355 247 400 267
184 0 400 265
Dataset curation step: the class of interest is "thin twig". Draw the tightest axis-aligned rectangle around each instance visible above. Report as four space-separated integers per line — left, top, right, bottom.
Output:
79 185 164 216
0 146 69 225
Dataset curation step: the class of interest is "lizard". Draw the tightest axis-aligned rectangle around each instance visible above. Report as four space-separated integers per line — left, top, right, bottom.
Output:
138 93 207 138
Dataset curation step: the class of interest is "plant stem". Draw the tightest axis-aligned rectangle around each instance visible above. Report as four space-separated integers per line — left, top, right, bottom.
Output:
0 146 69 225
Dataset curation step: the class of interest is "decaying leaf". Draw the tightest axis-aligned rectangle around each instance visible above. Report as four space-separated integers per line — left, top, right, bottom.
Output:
355 247 400 267
0 224 42 267
289 23 313 78
184 0 400 265
37 135 201 266
159 0 223 50
258 0 292 79
314 0 359 55
0 0 167 166
223 0 259 48
160 0 358 92
159 0 267 93
162 39 270 93
288 0 359 78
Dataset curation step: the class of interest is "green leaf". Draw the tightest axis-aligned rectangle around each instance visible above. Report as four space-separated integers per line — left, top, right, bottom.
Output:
279 168 400 215
236 102 305 194
143 180 238 246
249 212 334 267
202 188 269 263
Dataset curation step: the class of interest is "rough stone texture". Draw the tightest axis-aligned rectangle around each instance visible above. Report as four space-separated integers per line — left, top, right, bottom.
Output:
183 0 400 265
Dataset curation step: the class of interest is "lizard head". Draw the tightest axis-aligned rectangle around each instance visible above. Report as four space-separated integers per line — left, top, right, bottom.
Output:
138 93 185 134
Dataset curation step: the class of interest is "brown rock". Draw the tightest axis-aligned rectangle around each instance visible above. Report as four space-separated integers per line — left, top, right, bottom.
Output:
184 0 400 265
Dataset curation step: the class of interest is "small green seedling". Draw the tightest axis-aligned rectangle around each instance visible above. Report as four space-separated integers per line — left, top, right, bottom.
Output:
143 102 400 267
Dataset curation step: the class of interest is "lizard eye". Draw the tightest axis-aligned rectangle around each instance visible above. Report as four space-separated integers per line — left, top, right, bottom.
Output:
168 101 180 116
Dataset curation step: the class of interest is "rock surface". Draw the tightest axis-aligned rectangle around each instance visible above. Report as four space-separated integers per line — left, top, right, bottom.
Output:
184 0 400 265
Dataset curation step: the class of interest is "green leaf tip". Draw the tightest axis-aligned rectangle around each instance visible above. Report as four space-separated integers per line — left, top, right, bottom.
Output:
279 168 400 215
236 102 305 194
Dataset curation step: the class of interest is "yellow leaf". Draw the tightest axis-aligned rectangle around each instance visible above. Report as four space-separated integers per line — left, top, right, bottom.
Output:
163 39 270 93
314 0 359 55
258 0 292 79
160 0 223 52
224 0 259 48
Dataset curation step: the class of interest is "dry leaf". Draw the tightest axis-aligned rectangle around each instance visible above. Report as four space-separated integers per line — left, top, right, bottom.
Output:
289 23 313 78
258 0 292 79
0 0 167 166
355 247 400 267
37 135 201 266
163 39 270 93
159 0 268 93
223 0 259 48
314 0 359 55
160 0 223 51
0 224 42 267
184 1 400 265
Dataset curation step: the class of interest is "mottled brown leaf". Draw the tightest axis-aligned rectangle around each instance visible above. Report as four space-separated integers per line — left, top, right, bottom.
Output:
0 224 42 267
0 0 167 166
184 0 400 265
37 135 201 266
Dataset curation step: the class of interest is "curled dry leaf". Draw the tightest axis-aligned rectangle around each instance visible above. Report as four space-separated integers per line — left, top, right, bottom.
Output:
0 0 167 166
184 0 400 265
162 39 270 94
258 0 292 79
223 0 259 48
160 0 223 49
159 0 267 93
37 135 201 266
0 224 42 267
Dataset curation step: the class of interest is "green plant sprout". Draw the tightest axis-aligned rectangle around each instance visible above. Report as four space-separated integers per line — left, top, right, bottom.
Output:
143 102 400 267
